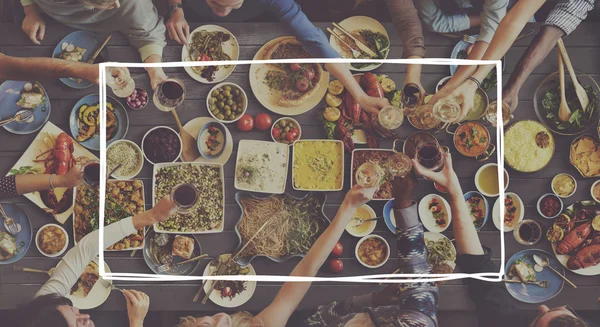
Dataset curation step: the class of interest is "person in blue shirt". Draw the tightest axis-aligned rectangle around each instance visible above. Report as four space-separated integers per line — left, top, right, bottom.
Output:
165 0 390 113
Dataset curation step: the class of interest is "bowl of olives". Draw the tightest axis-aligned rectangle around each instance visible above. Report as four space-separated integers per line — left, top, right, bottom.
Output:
271 117 302 145
206 82 247 123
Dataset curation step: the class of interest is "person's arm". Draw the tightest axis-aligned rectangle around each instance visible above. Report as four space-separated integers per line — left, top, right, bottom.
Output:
0 53 99 84
414 0 471 33
165 0 190 46
20 3 46 45
35 197 176 298
256 186 375 327
0 166 82 201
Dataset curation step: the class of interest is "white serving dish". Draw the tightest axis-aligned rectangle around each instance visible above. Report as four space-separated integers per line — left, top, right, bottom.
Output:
355 234 390 269
206 82 248 124
418 194 452 233
492 192 524 232
36 223 69 258
234 140 289 194
350 148 394 201
106 140 144 180
291 139 344 192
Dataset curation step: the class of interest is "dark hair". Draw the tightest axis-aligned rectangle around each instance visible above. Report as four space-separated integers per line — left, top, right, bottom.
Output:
548 314 588 327
18 294 73 327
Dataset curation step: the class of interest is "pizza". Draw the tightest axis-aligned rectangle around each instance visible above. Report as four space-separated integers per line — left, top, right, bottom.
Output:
70 261 100 298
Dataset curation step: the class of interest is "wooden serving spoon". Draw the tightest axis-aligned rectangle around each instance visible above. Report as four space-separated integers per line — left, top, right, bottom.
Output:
557 39 589 112
171 109 200 162
557 51 572 123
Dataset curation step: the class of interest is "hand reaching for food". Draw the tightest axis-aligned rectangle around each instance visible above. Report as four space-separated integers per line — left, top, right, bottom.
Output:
123 289 150 327
343 185 377 210
166 8 190 46
358 94 389 115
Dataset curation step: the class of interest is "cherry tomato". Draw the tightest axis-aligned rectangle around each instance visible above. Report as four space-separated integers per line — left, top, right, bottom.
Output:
302 67 315 81
289 63 301 71
199 54 212 61
221 286 232 297
289 127 300 136
296 78 309 92
330 241 343 257
286 131 296 142
255 113 273 131
272 127 281 139
236 114 254 132
329 259 343 273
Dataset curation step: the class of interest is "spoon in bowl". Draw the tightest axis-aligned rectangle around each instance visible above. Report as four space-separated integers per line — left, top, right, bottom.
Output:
557 51 572 123
533 254 576 288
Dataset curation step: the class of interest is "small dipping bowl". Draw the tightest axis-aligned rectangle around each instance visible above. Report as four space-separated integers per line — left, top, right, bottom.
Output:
197 121 227 159
537 193 563 219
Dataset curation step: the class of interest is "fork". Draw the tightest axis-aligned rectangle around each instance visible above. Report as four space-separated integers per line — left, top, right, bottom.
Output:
157 254 208 273
98 278 123 292
503 279 549 288
327 27 363 59
0 110 34 128
0 204 21 235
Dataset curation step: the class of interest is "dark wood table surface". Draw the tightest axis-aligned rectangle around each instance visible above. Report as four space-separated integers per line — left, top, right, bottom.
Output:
1 21 600 315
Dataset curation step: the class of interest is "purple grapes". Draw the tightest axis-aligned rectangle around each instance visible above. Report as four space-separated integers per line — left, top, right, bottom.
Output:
127 88 148 109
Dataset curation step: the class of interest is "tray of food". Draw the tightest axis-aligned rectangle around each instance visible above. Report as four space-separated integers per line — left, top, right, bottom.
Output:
504 120 554 173
234 140 289 194
65 259 112 309
292 140 344 191
153 162 225 234
350 148 394 200
73 180 145 251
234 191 330 265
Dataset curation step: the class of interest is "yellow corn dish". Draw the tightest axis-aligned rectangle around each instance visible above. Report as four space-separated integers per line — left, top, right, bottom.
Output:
293 140 343 190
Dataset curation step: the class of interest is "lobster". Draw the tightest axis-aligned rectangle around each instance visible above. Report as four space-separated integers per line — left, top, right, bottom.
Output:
567 244 600 270
360 72 385 98
335 115 354 153
556 222 592 255
344 91 361 124
34 132 78 216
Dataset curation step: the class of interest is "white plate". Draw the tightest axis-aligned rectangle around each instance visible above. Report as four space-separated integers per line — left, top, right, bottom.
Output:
234 140 289 194
328 16 390 72
65 258 111 310
182 25 239 84
418 194 452 233
202 254 256 308
292 139 344 192
492 192 524 232
249 36 329 116
152 162 225 234
182 117 233 165
424 232 456 270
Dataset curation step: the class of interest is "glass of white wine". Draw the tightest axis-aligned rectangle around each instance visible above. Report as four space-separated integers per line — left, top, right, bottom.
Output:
432 97 462 123
355 162 384 188
386 152 412 178
378 105 404 130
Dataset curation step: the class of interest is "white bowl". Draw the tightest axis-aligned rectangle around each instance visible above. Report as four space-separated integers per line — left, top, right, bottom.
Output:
492 192 524 232
206 82 248 124
271 117 302 146
418 194 452 232
141 126 182 165
345 204 377 237
355 234 390 269
591 180 600 202
36 223 69 258
537 193 563 219
551 173 577 198
106 140 144 180
474 163 509 197
436 76 452 92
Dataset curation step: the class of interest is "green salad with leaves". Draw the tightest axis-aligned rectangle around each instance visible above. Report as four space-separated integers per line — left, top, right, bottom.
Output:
542 81 598 133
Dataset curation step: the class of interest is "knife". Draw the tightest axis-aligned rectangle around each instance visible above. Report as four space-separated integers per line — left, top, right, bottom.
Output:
77 34 112 84
332 22 378 58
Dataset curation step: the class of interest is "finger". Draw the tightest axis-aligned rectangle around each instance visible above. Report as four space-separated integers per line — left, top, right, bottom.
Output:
122 290 134 303
37 23 45 42
131 289 144 302
166 25 177 42
176 26 187 47
444 152 453 170
29 25 40 45
183 24 190 46
171 26 183 45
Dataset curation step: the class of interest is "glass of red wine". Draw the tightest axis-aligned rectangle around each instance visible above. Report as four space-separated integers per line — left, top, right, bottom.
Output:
513 219 542 245
171 183 199 214
153 78 185 112
81 160 101 188
415 140 447 172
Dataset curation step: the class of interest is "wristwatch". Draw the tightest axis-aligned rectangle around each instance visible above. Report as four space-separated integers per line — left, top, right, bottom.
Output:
170 3 183 13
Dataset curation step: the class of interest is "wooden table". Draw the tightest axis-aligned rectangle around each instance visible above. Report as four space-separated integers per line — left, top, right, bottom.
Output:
1 21 600 319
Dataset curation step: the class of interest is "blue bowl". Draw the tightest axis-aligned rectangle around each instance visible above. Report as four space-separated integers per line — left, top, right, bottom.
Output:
463 191 489 230
0 203 32 265
383 199 396 233
197 121 227 159
0 81 51 135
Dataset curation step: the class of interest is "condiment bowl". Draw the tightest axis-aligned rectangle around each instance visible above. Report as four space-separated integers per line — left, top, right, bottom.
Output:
197 121 227 159
436 76 452 92
141 126 182 165
106 140 144 180
537 193 563 219
35 223 69 258
271 117 302 146
474 163 509 198
125 87 149 110
345 204 377 237
590 180 600 202
551 173 577 198
355 234 390 269
206 82 248 124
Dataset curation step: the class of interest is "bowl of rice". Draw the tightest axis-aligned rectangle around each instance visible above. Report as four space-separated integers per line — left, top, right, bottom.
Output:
504 120 555 173
106 140 144 180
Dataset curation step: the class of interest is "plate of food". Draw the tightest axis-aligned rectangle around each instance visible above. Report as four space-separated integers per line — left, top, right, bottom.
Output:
106 140 144 180
328 16 390 72
73 180 145 251
450 35 503 92
464 191 488 230
502 120 551 173
418 194 452 233
52 31 109 89
182 117 233 165
182 25 239 83
143 230 202 275
292 140 344 191
153 163 225 234
235 140 289 194
492 192 524 232
203 254 256 308
548 201 600 276
234 192 329 265
425 232 456 274
534 70 599 136
355 234 390 268
36 223 68 257
66 259 112 309
8 122 97 223
345 204 377 237
249 36 329 116
0 81 50 135
69 94 128 151
350 149 394 200
505 249 564 303
0 203 31 265
570 135 600 178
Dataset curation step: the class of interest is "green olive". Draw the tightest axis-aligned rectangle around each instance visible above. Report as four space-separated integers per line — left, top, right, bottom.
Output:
211 109 219 115
209 104 217 110
231 104 237 110
217 87 223 92
284 126 290 132
281 132 287 139
226 99 233 106
229 114 236 120
234 89 240 96
212 90 219 97
224 85 232 91
224 105 231 111
208 97 216 104
217 114 224 120
225 110 231 116
223 90 231 97
217 102 224 109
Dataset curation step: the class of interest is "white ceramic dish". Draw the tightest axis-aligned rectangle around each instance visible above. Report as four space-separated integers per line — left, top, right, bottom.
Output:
271 117 302 146
474 163 509 197
206 82 248 124
65 258 111 309
418 194 452 233
292 139 344 192
345 204 377 237
492 192 524 232
551 173 577 198
591 180 600 202
355 234 390 269
537 193 564 219
182 117 234 165
424 232 456 270
36 223 69 258
141 126 182 165
234 140 289 194
202 253 256 308
106 140 144 180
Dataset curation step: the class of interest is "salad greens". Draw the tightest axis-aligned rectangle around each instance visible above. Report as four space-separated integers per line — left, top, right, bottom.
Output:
349 30 390 69
542 81 598 132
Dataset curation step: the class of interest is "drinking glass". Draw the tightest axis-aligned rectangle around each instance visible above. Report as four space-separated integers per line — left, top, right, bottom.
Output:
81 160 101 188
401 83 423 114
105 67 135 98
484 100 512 127
513 219 542 245
386 152 412 178
171 183 199 214
355 162 384 188
153 78 186 112
432 97 462 123
415 140 446 172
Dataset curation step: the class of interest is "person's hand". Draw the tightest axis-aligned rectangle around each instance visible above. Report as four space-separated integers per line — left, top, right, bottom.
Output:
148 68 168 91
357 93 389 115
343 185 377 210
372 284 401 306
403 80 425 101
392 171 418 209
412 152 460 195
444 79 478 122
22 9 46 45
123 289 149 327
55 165 83 188
151 195 177 223
502 87 519 113
166 8 190 46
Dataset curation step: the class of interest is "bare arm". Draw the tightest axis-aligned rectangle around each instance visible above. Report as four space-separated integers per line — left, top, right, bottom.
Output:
256 186 375 327
324 63 389 114
469 13 481 27
0 53 98 84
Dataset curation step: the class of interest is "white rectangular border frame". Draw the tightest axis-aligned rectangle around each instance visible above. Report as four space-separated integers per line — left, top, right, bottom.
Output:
98 58 505 283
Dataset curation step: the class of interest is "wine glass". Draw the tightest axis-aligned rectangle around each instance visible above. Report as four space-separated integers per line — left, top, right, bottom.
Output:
415 140 446 172
377 105 404 130
170 183 199 214
386 152 412 178
81 160 101 188
153 78 186 112
432 97 462 123
484 100 513 127
401 83 423 114
355 162 384 188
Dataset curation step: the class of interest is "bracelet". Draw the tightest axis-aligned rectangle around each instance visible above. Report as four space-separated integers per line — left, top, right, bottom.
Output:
49 174 55 189
467 76 481 89
170 3 183 13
